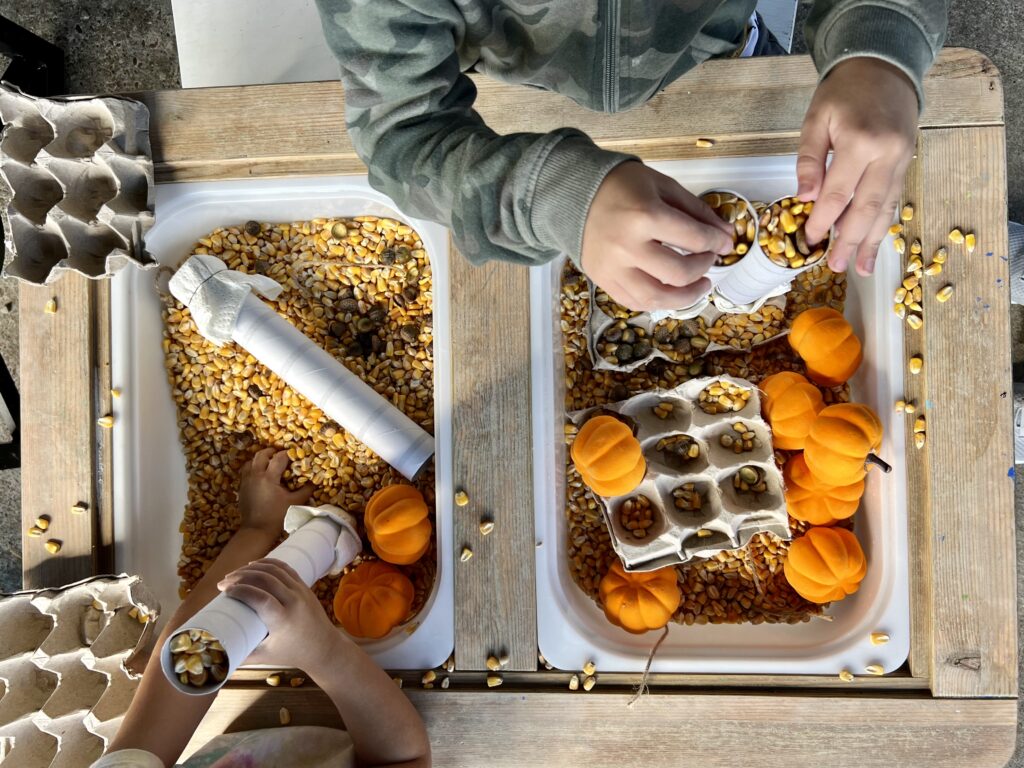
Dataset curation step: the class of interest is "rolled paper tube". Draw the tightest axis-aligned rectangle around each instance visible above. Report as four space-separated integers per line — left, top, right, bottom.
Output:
161 516 361 695
713 241 802 306
169 255 434 480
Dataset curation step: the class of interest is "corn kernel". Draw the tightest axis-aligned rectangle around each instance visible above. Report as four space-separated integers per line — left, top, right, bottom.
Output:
479 520 495 535
924 262 942 276
906 257 923 273
460 547 473 562
965 232 976 254
913 416 926 433
894 400 906 413
888 223 903 237
893 303 906 319
839 670 855 682
893 237 906 254
454 490 469 507
933 247 948 264
936 285 954 303
44 299 57 314
908 356 923 375
948 228 964 244
695 138 715 148
910 239 922 256
870 632 890 645
900 204 914 222
865 665 885 676
914 432 926 449
907 314 923 330
45 539 62 554
97 415 115 428
486 674 503 688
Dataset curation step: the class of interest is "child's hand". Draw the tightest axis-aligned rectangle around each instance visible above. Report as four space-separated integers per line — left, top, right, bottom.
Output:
218 558 343 670
581 161 733 311
797 57 918 277
238 448 315 540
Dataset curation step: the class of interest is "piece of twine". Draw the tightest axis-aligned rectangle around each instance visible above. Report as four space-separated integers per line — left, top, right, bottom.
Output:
626 625 670 708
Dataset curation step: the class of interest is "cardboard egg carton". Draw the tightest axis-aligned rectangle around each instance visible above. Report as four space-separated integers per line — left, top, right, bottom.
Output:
587 282 788 373
0 82 155 285
0 575 159 767
569 375 790 571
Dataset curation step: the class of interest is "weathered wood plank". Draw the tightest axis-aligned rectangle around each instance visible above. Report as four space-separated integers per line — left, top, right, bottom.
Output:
185 688 1016 768
19 277 99 588
912 127 1016 697
135 49 1002 184
449 247 537 670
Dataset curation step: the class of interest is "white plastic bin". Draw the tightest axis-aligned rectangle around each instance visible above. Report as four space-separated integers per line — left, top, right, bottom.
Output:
531 156 910 675
110 176 453 670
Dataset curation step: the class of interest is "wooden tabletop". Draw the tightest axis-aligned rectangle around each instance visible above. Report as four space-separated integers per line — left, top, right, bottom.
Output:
19 49 1017 767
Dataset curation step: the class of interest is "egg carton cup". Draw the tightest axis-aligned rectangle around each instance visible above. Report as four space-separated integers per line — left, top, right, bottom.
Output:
714 195 834 307
0 574 159 761
569 375 790 570
0 82 155 285
586 280 789 373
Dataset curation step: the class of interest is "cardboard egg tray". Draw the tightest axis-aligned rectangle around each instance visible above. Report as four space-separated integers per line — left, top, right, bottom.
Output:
569 375 790 571
587 282 788 373
0 575 158 767
0 83 155 285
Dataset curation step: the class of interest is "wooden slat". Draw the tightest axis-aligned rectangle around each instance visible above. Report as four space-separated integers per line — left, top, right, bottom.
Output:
900 146 933 681
912 127 1016 697
449 248 536 670
135 49 1002 184
94 281 115 573
19 277 99 588
186 687 1016 768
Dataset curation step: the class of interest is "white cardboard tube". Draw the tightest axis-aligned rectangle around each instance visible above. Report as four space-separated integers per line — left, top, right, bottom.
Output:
161 516 361 696
231 293 434 480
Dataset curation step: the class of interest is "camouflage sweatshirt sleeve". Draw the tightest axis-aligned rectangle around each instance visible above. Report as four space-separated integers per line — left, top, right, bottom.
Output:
805 0 949 108
314 0 635 267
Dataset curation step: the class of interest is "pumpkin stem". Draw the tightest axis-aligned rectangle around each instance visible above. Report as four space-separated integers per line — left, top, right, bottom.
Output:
865 453 892 474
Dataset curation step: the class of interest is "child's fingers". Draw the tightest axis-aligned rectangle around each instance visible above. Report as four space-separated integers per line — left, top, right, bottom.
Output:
266 450 290 482
221 582 284 620
249 558 307 589
251 447 274 474
220 567 294 606
288 483 316 506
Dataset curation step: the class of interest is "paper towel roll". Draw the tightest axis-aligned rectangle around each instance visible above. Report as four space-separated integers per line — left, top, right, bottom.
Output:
169 255 435 481
161 514 361 696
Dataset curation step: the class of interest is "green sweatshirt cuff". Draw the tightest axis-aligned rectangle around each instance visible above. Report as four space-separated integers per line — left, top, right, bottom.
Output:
530 137 637 268
814 5 934 111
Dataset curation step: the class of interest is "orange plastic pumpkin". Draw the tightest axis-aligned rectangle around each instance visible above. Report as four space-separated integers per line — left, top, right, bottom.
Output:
788 307 863 386
783 526 867 604
571 415 646 497
784 453 864 525
364 484 432 565
803 403 883 486
598 560 681 634
759 372 825 450
333 561 414 639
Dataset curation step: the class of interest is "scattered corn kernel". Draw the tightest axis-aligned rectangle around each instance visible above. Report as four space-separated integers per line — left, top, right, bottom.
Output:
907 314 923 330
279 707 291 725
71 503 88 515
44 299 57 314
965 232 976 254
894 286 907 303
695 138 715 148
913 416 926 433
45 540 62 554
486 655 501 671
936 285 954 303
948 228 964 244
870 632 890 645
900 204 914 222
582 675 597 691
910 239 922 256
893 302 906 319
894 400 906 413
907 301 923 312
266 674 281 686
904 401 917 414
460 546 473 562
865 664 885 676
422 670 437 685
97 415 115 428
568 674 580 691
290 677 305 687
582 660 596 676
111 388 122 399
908 356 923 374
839 670 855 683
454 490 469 507
393 676 404 688
893 237 906 254
914 432 926 449
486 674 503 688
888 223 903 237
34 516 50 531
906 257 923 273
441 676 450 689
933 247 948 264
479 520 494 536
27 526 43 537
499 651 510 667
902 275 919 290
924 262 942 276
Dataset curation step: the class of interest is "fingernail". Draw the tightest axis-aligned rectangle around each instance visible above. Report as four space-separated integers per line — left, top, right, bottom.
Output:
862 256 876 275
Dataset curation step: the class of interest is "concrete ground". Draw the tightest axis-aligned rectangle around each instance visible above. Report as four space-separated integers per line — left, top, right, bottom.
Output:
0 0 1021 762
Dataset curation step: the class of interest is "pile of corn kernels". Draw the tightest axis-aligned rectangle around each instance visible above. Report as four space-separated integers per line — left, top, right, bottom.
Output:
162 216 436 622
561 262 852 624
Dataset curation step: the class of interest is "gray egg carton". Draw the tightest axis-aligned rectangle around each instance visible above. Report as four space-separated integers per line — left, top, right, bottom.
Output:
0 82 155 285
570 375 790 571
587 282 788 373
0 575 159 767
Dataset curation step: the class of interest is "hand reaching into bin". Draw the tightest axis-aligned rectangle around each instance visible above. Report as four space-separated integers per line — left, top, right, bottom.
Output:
103 453 430 768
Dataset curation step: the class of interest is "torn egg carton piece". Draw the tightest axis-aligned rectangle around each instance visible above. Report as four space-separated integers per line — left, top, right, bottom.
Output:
587 282 789 373
569 375 790 571
0 82 155 285
0 574 159 767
